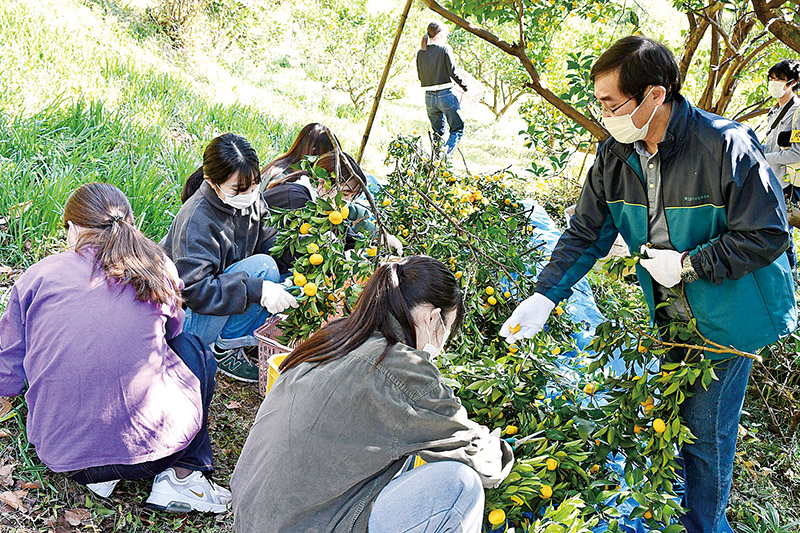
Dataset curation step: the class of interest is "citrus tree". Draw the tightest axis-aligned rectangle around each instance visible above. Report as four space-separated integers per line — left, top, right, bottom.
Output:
267 162 376 344
367 133 748 531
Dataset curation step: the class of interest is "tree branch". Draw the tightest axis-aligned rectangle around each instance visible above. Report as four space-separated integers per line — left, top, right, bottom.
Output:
420 0 608 141
752 0 800 54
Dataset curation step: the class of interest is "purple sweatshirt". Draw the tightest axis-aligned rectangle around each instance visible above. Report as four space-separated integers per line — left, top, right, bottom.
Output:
0 250 202 472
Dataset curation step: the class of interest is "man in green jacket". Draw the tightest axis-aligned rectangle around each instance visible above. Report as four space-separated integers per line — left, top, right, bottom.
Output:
502 36 797 532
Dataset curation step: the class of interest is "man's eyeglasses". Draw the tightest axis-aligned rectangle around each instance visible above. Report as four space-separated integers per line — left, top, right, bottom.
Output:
588 91 642 117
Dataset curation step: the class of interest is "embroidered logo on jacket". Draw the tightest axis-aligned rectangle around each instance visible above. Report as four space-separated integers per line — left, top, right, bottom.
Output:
684 194 710 203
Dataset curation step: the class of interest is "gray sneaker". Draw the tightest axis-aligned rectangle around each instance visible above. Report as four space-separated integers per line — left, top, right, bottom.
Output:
212 346 258 382
145 468 231 514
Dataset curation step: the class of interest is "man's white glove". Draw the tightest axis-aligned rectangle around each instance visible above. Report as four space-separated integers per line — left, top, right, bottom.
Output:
384 232 404 256
261 280 298 314
639 245 682 288
499 293 556 343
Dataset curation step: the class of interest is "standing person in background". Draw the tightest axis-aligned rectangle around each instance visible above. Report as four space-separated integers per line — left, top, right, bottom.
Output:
764 59 800 267
416 22 468 156
500 36 796 533
163 133 297 383
0 183 230 513
260 122 335 186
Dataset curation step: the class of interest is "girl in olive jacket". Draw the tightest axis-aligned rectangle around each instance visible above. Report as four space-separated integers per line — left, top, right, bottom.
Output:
232 256 513 533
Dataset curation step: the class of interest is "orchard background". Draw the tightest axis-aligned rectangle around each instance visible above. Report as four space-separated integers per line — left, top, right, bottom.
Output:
0 0 799 531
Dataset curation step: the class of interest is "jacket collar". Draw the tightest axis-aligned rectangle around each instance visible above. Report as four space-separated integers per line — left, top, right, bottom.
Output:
386 313 416 348
610 93 690 163
199 181 236 215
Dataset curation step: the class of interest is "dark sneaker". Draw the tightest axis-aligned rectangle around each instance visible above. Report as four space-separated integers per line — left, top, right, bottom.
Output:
212 346 258 382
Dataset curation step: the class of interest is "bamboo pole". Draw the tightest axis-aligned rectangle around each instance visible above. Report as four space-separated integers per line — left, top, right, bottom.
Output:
357 0 414 164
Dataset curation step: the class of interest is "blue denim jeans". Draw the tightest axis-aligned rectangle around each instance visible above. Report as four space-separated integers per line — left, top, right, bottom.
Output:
666 352 752 533
68 333 217 484
424 88 465 156
183 254 279 349
784 186 799 268
368 461 484 532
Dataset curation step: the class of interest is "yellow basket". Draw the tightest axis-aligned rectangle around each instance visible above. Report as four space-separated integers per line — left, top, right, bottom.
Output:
265 353 289 394
254 315 294 396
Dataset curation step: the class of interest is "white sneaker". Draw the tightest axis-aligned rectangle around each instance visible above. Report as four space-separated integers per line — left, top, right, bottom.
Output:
145 468 231 514
86 479 119 498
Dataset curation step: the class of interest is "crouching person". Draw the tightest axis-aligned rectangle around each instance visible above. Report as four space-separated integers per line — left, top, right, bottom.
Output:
231 256 514 532
0 183 230 513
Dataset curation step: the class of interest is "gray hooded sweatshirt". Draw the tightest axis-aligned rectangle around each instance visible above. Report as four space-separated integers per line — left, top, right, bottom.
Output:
162 181 277 316
231 329 514 533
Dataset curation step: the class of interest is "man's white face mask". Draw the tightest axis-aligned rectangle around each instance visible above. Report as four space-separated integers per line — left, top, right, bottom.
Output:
601 87 659 144
423 312 450 361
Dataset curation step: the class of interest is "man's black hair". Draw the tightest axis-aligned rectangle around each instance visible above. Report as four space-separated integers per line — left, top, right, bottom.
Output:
590 35 682 103
768 60 800 92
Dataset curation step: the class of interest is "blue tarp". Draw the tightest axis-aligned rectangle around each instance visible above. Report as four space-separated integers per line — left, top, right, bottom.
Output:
364 178 670 531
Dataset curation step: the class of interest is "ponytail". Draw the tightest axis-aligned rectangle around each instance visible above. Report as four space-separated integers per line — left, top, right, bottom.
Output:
422 21 445 51
280 256 463 372
181 166 204 204
64 183 182 308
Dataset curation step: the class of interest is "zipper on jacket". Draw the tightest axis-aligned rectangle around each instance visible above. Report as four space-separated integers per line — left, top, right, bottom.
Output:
614 147 697 320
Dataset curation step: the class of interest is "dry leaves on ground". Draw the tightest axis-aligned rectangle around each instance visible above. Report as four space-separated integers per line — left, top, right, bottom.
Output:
0 463 14 487
64 507 91 526
0 489 28 513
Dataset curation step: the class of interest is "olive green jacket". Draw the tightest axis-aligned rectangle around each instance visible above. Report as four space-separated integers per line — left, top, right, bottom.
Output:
231 331 514 533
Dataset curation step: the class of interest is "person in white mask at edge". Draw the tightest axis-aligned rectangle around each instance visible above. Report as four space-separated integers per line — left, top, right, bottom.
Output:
763 59 800 267
162 133 298 384
501 36 796 533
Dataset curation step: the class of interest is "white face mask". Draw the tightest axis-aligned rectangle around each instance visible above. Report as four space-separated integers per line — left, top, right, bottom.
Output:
66 221 78 250
214 184 259 210
422 313 449 361
769 80 790 99
601 87 659 144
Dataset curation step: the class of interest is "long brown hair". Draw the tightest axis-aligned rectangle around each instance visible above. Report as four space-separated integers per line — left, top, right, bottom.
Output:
266 151 365 195
261 123 336 185
280 256 464 372
64 183 181 308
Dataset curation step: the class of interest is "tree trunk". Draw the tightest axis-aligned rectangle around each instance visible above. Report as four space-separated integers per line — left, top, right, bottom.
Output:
420 0 609 141
752 0 800 54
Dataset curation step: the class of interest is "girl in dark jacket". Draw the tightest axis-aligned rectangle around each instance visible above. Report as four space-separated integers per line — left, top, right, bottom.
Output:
163 133 298 383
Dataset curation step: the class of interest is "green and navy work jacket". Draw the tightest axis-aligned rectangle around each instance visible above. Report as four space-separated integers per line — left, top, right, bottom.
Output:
536 94 797 356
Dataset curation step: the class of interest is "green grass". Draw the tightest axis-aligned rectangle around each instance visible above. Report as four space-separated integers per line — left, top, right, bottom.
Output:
0 0 798 530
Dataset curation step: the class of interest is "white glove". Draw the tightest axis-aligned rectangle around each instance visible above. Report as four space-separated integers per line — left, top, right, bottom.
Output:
261 280 298 314
499 293 556 343
639 245 682 288
384 232 404 256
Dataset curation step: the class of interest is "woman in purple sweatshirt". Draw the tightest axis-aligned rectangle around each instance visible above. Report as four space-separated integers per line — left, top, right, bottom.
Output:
0 183 230 513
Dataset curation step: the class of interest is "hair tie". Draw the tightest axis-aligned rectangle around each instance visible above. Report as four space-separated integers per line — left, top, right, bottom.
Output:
388 262 400 288
108 214 124 226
